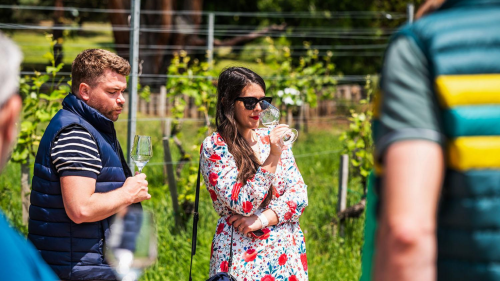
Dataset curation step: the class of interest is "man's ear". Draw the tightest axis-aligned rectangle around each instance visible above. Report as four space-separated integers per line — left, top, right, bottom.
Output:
79 83 91 101
0 95 22 145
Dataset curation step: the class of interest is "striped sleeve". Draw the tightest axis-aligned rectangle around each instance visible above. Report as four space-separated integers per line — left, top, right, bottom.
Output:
51 125 102 179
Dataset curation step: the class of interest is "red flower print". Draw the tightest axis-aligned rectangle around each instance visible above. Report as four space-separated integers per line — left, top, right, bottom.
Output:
261 275 275 281
260 135 270 144
209 189 218 201
289 276 298 281
215 134 225 146
220 260 228 272
210 242 214 259
284 212 293 220
209 173 218 187
301 253 308 271
209 153 221 162
243 248 257 262
287 201 297 213
242 201 253 213
278 254 287 266
231 182 242 201
258 228 271 240
261 168 268 173
216 223 225 235
292 235 296 246
274 186 280 198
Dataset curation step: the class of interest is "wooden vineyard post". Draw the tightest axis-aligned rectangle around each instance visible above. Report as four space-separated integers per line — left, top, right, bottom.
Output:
160 86 181 226
337 154 349 236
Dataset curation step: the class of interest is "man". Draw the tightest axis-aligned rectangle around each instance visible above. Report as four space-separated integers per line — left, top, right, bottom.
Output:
0 32 57 280
371 0 500 280
28 49 150 281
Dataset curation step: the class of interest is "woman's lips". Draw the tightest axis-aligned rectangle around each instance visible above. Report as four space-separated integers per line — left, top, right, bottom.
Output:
251 116 259 120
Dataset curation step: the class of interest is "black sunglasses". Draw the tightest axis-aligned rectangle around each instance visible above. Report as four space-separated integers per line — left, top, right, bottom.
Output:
235 97 273 110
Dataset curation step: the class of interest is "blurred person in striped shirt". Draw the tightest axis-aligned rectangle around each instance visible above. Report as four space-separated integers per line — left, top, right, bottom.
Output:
28 49 150 281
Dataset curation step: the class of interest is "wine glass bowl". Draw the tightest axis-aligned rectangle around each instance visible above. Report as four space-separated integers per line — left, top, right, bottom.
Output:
130 135 152 173
260 100 298 145
106 207 157 281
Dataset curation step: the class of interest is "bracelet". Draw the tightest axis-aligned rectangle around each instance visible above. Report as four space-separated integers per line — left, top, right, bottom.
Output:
256 210 269 228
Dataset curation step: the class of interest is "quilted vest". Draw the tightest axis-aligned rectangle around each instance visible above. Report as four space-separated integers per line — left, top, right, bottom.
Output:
376 1 500 280
28 93 132 280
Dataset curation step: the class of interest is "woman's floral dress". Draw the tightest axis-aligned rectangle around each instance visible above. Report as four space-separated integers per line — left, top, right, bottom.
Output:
200 128 309 281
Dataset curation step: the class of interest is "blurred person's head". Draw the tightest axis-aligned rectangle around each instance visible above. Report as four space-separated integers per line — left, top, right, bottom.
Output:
71 49 130 121
0 33 23 171
215 66 273 206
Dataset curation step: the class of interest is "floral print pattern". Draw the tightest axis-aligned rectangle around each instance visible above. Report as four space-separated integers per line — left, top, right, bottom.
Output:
201 128 309 281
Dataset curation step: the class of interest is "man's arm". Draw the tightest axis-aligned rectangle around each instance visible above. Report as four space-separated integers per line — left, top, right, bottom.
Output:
61 174 150 224
373 140 444 281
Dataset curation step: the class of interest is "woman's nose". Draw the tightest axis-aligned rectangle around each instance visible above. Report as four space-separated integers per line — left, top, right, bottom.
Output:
255 101 262 111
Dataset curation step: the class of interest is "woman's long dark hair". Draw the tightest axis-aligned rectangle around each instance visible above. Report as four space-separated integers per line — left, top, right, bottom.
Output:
216 67 273 206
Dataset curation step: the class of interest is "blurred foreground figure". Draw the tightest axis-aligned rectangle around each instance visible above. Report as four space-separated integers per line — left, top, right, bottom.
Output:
0 32 57 280
372 0 500 280
28 49 150 281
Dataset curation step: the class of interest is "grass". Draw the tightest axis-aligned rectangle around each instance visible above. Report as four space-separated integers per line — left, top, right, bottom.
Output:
1 118 366 281
7 22 115 66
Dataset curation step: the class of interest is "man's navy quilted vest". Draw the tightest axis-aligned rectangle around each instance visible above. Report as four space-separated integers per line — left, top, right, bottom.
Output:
28 93 132 280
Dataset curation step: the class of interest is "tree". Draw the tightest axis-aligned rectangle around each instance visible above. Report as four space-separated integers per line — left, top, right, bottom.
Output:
106 0 285 88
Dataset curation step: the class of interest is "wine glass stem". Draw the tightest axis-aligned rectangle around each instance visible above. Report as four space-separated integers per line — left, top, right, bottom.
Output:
138 167 143 173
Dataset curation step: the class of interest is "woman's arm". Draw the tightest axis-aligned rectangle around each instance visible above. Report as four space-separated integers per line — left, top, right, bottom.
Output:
267 145 308 224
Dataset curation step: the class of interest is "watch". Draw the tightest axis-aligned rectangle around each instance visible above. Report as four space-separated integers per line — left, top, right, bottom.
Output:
255 210 269 228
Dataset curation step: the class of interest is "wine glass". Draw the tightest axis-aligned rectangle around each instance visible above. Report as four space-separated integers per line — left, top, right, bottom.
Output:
130 135 152 173
260 101 298 144
106 207 158 281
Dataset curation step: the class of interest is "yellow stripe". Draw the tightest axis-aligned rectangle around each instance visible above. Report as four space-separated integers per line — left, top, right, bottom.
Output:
374 161 384 176
448 136 500 171
372 89 382 119
435 74 500 108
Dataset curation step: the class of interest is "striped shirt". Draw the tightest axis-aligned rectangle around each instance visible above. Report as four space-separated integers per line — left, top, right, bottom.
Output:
51 125 102 179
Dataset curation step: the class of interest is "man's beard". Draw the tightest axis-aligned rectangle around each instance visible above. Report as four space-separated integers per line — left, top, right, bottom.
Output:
87 99 122 122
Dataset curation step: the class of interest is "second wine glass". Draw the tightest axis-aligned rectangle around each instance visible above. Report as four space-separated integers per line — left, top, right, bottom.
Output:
260 101 298 144
130 135 152 173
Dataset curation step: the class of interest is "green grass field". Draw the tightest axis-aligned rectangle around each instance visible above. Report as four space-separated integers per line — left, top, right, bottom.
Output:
0 118 365 281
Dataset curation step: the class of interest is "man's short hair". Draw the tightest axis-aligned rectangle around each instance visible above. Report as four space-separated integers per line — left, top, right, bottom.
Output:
71 49 131 94
0 32 23 107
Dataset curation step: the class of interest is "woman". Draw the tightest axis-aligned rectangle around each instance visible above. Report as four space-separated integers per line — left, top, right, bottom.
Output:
200 67 308 281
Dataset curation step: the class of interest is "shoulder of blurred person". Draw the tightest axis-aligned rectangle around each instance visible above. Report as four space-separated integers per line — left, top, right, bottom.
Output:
0 211 58 281
0 32 58 281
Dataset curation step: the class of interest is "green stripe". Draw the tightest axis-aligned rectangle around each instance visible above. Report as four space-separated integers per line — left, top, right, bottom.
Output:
443 106 500 138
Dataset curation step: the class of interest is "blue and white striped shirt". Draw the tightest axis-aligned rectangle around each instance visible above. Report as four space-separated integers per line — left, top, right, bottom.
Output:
51 125 102 179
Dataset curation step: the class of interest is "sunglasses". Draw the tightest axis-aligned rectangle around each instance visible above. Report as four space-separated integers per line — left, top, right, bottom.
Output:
235 97 273 110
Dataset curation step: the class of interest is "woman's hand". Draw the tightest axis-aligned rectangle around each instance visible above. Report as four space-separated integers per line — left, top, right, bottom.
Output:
269 124 289 157
228 214 262 237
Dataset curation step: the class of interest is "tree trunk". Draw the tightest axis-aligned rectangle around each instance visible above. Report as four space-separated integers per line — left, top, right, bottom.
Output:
107 0 285 89
107 0 130 59
53 0 64 65
21 161 30 225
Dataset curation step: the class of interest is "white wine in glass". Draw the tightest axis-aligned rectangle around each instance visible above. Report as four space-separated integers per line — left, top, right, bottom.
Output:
130 135 152 173
260 101 298 144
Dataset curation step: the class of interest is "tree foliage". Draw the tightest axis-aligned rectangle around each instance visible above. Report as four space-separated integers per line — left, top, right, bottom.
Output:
10 35 69 164
339 76 376 192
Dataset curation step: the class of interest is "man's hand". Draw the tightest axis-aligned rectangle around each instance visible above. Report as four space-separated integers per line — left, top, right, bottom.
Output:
122 173 151 204
228 214 262 236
